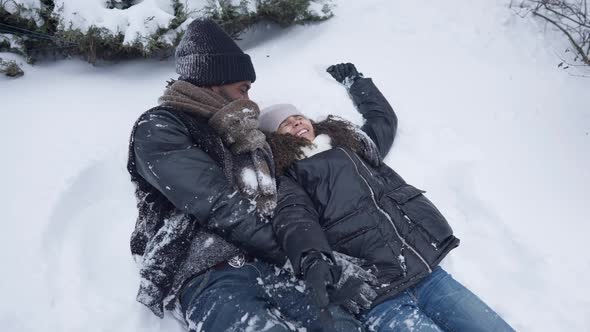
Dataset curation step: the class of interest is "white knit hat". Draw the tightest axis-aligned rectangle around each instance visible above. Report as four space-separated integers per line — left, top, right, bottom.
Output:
259 104 304 132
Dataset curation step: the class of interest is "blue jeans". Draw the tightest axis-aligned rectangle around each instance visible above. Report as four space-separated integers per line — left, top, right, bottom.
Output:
363 267 514 332
179 260 363 332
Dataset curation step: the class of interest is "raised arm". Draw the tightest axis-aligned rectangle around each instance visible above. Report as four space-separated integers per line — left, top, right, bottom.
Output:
327 63 398 158
133 110 285 265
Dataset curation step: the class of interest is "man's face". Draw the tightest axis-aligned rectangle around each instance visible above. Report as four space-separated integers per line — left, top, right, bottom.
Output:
211 81 251 101
277 115 316 142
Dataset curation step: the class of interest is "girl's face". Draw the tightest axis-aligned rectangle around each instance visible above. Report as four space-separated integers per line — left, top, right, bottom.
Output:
277 115 316 142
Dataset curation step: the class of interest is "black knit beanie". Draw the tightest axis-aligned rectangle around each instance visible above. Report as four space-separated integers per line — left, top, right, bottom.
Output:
175 19 256 86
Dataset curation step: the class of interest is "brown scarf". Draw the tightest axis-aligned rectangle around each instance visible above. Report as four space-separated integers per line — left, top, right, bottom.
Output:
159 80 277 216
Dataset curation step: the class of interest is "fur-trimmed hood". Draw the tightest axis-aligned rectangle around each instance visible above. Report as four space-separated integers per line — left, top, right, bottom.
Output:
266 115 381 176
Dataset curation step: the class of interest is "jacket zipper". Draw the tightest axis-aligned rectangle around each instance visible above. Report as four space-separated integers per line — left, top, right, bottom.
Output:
354 153 373 177
338 148 432 273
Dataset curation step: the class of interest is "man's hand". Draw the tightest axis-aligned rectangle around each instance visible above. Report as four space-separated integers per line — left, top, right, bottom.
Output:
301 252 342 332
326 63 363 86
302 251 378 315
301 251 341 309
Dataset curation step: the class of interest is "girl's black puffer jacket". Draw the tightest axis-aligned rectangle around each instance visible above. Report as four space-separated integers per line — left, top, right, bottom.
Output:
272 78 460 306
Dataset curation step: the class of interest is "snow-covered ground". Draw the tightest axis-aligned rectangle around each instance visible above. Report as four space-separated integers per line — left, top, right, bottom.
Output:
2 0 589 331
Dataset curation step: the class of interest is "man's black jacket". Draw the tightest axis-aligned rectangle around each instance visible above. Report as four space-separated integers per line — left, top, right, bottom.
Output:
129 105 286 317
133 109 285 261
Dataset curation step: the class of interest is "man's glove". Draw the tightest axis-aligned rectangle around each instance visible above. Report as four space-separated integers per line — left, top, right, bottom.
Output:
301 251 341 332
331 252 379 315
301 251 341 309
326 63 364 87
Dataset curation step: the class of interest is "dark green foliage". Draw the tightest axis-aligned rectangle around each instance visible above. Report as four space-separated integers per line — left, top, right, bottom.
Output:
170 0 187 29
105 0 137 10
0 38 9 51
206 1 257 39
55 26 144 64
205 0 333 39
0 0 333 63
0 0 166 63
39 0 58 34
1 0 59 62
258 0 332 26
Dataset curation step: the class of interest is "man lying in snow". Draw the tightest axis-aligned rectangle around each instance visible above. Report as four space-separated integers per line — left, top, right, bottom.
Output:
127 19 368 331
261 63 516 332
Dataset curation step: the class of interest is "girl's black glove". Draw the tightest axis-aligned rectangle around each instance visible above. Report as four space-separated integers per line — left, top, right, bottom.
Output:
332 252 378 314
326 63 364 86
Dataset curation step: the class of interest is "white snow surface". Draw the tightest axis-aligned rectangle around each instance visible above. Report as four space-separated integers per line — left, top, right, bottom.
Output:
2 0 590 331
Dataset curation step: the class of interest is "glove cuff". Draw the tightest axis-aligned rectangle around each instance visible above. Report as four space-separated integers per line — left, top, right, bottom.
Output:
343 73 365 89
301 251 339 281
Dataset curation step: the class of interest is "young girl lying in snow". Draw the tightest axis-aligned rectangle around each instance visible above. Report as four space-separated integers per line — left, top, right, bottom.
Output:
260 63 515 332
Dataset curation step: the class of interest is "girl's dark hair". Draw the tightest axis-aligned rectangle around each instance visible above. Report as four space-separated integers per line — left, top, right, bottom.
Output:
266 131 311 177
314 115 362 152
267 115 362 176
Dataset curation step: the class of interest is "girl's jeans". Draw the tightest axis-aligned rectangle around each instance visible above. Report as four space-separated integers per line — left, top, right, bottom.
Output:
363 266 514 332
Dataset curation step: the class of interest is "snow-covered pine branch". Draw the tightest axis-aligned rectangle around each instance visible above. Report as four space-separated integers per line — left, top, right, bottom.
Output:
0 0 333 64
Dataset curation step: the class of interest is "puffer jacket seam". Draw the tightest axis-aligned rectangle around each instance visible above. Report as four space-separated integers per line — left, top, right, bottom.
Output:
337 147 432 274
